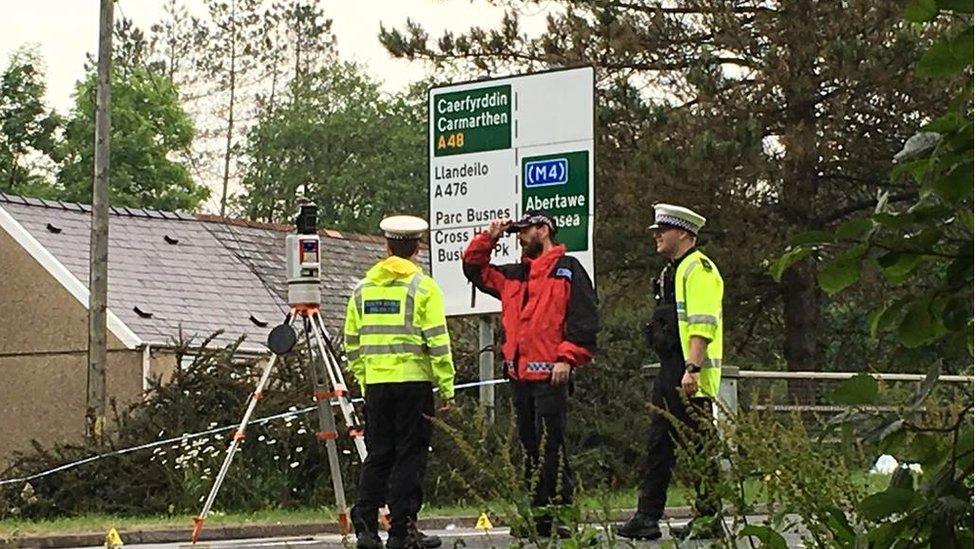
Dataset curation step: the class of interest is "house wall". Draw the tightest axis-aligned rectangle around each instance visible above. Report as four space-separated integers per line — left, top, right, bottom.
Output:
0 228 142 465
147 349 179 386
0 351 144 465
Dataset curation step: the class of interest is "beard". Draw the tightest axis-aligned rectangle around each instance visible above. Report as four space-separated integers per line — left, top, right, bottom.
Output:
522 236 544 258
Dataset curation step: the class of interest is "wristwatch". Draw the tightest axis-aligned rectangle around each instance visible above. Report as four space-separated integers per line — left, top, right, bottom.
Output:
685 363 702 374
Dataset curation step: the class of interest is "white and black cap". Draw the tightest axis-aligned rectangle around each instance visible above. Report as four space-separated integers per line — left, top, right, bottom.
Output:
380 215 428 240
505 210 558 235
647 203 706 235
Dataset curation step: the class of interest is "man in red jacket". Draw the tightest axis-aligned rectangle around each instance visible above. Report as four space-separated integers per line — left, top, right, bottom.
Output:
462 210 599 538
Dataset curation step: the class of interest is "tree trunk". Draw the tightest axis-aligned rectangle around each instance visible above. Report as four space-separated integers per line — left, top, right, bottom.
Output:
219 0 237 217
294 35 302 81
782 263 820 403
779 0 821 404
267 36 279 114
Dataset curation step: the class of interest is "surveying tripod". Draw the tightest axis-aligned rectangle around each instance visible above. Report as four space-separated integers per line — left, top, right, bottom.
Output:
190 307 365 543
191 203 373 543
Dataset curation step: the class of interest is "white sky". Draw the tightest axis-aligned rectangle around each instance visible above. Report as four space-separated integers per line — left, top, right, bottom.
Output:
0 1 555 213
0 0 554 114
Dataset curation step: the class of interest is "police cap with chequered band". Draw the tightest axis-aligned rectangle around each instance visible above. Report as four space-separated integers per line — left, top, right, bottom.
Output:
647 204 706 236
380 215 428 240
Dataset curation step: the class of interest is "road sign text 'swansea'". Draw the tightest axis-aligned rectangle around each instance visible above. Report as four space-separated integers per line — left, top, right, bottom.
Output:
521 150 590 253
525 158 568 187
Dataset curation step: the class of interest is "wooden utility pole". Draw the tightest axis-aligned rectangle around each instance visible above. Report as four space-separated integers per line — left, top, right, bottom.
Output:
87 0 113 442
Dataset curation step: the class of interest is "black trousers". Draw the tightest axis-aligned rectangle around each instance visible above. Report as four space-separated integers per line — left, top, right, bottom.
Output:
512 381 573 508
352 382 434 537
638 360 719 520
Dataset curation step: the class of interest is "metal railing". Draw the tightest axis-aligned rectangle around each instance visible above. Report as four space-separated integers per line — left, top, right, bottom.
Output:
642 364 974 414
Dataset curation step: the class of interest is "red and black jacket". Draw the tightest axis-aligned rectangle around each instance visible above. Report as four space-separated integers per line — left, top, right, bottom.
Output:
462 232 599 382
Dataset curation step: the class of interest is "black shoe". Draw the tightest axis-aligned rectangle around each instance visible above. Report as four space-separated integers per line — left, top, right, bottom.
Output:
352 505 383 549
415 530 442 548
402 521 441 548
536 519 574 539
386 533 421 549
356 533 383 549
552 525 573 539
615 513 662 541
388 523 427 549
671 517 723 540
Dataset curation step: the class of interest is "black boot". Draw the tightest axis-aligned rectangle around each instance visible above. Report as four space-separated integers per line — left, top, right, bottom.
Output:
536 518 573 539
352 506 383 549
615 513 662 541
552 525 574 539
671 517 723 540
386 526 422 549
356 533 383 549
410 524 442 548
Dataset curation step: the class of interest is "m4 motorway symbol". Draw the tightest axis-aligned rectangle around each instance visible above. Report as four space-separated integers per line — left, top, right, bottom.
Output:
525 158 568 187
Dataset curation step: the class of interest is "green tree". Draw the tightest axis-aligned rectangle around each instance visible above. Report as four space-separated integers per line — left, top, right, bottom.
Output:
149 0 337 215
775 3 973 372
256 0 337 112
380 1 957 399
57 66 209 211
195 0 265 216
148 0 204 85
0 47 60 198
766 3 973 545
236 64 427 232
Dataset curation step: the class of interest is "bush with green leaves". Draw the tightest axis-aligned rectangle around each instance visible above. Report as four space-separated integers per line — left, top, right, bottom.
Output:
0 325 644 525
644 371 969 548
0 333 362 519
757 2 974 546
426 394 630 548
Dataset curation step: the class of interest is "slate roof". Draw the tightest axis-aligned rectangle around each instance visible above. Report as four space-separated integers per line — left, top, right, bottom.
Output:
0 193 426 353
195 215 412 337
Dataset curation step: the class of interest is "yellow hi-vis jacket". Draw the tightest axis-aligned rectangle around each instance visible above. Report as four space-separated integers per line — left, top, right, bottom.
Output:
675 249 724 398
343 256 455 398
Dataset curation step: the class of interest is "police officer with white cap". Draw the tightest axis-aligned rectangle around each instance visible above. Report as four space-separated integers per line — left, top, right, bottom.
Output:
345 215 455 549
617 204 725 541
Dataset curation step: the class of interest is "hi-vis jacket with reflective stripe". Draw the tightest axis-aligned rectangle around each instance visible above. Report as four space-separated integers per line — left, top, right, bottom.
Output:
675 249 724 398
343 256 455 398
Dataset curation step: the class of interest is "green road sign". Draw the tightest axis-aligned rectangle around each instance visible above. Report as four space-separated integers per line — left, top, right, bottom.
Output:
521 150 590 252
432 85 511 157
429 67 595 316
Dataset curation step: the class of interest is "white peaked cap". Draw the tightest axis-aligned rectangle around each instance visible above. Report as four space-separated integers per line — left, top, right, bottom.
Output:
380 215 429 240
647 203 706 235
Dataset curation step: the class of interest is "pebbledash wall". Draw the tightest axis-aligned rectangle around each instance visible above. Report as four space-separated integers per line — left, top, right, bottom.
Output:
0 226 146 463
0 193 404 465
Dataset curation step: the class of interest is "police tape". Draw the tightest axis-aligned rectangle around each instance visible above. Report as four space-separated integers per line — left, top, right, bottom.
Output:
0 379 511 487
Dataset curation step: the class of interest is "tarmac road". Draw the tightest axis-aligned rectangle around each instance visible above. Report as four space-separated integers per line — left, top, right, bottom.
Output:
68 517 807 548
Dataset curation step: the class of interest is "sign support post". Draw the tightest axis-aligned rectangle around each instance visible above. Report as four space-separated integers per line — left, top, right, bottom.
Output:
478 316 495 420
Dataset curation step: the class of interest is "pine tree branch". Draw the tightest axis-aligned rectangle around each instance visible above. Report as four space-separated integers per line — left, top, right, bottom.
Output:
674 78 758 109
818 190 917 225
601 1 778 16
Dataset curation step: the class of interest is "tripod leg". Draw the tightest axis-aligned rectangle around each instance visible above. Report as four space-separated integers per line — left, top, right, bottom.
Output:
303 316 352 535
191 349 284 544
311 312 367 461
311 312 392 531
